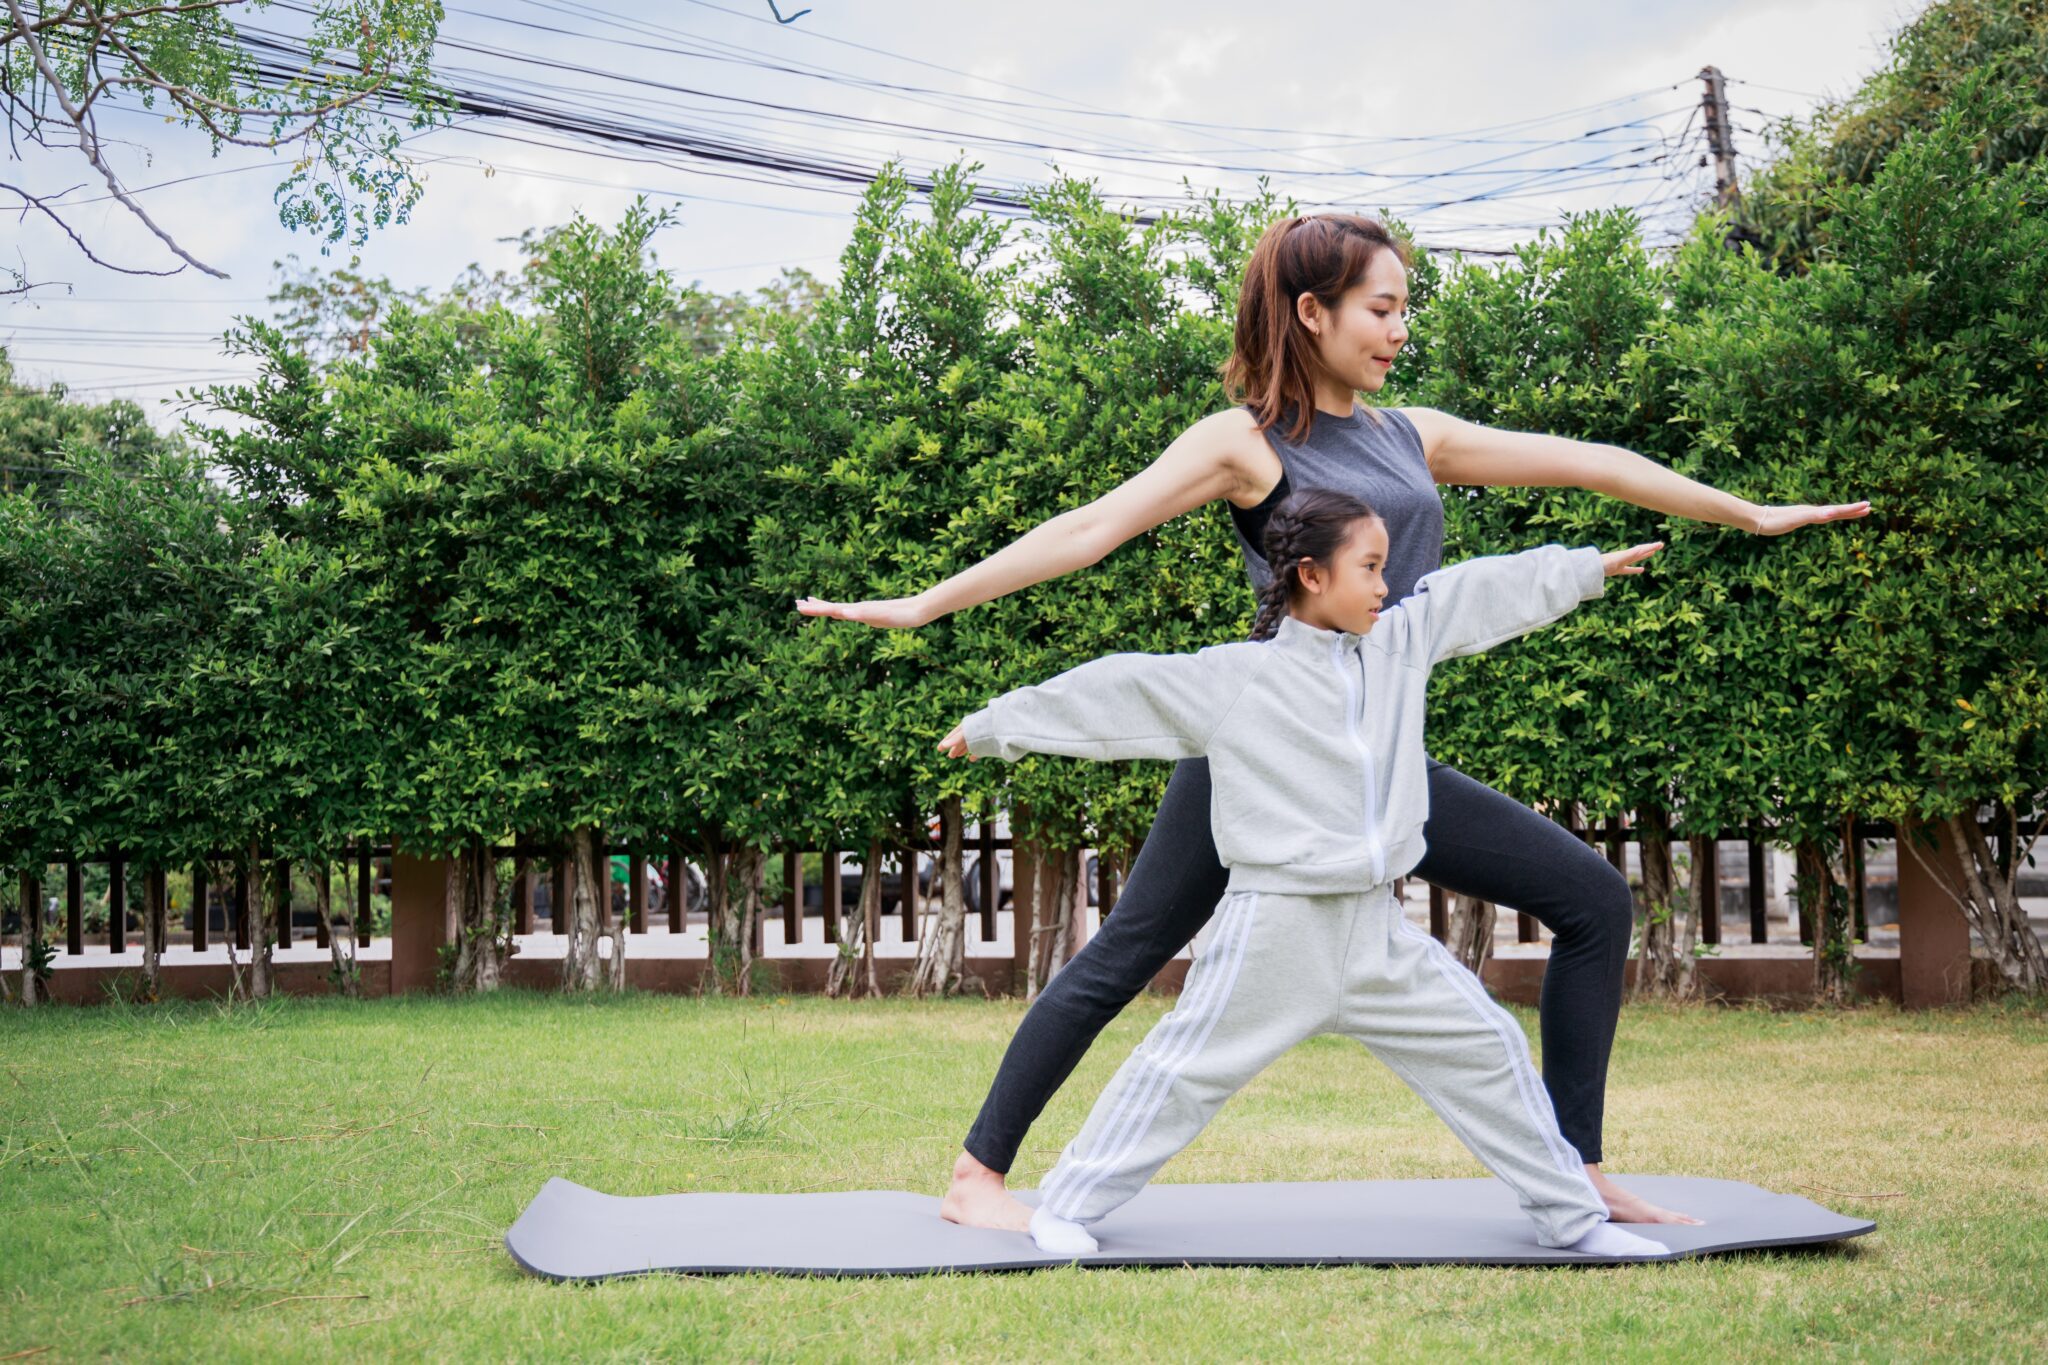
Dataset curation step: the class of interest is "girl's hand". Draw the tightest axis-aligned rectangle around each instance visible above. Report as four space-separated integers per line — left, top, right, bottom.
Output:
1749 501 1872 535
938 722 976 760
1602 542 1664 576
795 594 932 629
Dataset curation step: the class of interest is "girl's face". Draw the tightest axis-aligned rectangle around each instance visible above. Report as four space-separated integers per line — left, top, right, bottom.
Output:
1299 249 1411 394
1293 518 1391 635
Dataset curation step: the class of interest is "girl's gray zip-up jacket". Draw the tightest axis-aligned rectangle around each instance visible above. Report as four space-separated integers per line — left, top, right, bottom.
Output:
962 544 1607 897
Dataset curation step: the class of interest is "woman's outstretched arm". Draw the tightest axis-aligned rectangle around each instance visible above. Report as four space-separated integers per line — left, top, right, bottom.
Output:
795 409 1258 629
1402 406 1871 535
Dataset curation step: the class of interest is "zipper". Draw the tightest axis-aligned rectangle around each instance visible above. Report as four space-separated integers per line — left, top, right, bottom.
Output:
1327 637 1387 885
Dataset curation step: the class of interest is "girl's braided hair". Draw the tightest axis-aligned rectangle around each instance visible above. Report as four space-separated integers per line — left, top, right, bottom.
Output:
1248 488 1381 642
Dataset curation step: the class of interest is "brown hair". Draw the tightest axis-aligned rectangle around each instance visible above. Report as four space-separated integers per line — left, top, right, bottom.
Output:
1249 488 1382 642
1222 214 1413 444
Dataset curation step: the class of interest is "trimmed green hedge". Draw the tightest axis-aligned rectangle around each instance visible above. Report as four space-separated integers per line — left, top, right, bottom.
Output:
2 101 2040 911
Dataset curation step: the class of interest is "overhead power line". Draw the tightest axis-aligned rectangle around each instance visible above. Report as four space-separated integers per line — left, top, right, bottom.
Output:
244 13 1696 191
210 16 1709 256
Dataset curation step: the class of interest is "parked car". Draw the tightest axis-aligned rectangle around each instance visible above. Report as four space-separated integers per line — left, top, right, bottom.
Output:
802 849 1104 919
798 853 935 916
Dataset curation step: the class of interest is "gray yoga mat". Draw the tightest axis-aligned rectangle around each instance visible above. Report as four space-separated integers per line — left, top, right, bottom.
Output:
504 1175 1874 1280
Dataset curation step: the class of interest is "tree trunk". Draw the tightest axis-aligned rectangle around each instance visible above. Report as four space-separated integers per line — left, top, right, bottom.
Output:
742 848 767 990
15 871 39 1007
561 825 621 992
1026 846 1081 1001
1680 833 1713 997
1663 832 1712 1001
702 832 729 970
247 841 274 1000
1635 824 1704 1002
827 840 883 999
450 841 508 993
1 881 15 1001
1795 837 1856 1005
910 796 972 997
1897 810 2045 997
1447 892 1495 974
598 836 625 992
444 856 466 990
1630 807 1698 1001
140 867 167 1002
215 857 247 1003
311 858 361 998
711 844 764 996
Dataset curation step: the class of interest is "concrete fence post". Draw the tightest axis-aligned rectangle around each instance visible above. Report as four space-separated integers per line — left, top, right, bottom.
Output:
1894 817 1974 1008
389 845 454 994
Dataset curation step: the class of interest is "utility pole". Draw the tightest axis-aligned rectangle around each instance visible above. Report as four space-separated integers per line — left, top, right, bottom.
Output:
1699 65 1756 250
1699 65 1742 212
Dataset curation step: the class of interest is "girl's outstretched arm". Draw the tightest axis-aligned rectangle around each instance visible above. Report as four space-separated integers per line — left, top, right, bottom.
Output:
937 643 1268 765
1399 541 1661 666
795 409 1259 629
1402 407 1871 536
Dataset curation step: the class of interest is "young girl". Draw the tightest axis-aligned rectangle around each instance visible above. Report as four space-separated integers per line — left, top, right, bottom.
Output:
939 489 1672 1260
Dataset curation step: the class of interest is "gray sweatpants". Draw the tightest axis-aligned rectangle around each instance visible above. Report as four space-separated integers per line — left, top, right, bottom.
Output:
1032 886 1610 1248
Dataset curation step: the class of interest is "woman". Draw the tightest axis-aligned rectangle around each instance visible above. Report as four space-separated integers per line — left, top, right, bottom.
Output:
797 213 1869 1232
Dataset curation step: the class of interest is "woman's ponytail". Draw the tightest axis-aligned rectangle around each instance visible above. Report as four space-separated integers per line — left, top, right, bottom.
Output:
1222 214 1413 444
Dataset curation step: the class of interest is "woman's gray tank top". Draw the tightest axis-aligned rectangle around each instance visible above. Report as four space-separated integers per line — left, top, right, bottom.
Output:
1228 404 1444 605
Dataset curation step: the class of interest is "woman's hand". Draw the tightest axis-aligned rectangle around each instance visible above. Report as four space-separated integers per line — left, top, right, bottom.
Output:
1602 542 1664 576
795 594 932 629
937 722 976 760
1749 501 1872 536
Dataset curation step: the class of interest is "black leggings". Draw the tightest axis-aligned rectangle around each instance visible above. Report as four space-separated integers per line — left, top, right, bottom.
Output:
964 756 1634 1170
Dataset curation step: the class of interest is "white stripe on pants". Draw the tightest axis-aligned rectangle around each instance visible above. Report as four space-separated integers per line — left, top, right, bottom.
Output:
1034 886 1609 1248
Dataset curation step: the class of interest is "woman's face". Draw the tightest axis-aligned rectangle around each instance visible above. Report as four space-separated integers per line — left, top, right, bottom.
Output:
1298 249 1411 394
1293 517 1390 635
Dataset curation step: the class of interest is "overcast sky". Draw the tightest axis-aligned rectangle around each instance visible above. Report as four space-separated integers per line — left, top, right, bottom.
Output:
3 0 1924 427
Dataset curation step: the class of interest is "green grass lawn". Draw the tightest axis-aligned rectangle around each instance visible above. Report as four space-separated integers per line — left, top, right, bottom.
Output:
2 989 2044 1361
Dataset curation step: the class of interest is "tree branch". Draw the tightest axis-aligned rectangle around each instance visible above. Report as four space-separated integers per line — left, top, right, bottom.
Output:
116 70 391 146
1897 815 1968 912
1 178 187 276
2012 802 2046 885
84 26 397 153
92 0 245 28
4 0 229 277
3 0 91 39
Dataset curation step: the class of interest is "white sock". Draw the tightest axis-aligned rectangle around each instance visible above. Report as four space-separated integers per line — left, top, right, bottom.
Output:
1566 1222 1673 1259
1030 1204 1099 1257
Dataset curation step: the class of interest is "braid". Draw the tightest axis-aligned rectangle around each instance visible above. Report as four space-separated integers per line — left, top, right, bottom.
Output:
1246 488 1380 641
1249 513 1306 641
1248 575 1294 642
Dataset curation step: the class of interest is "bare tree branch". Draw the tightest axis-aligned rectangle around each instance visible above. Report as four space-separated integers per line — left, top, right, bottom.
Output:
1 177 187 276
3 243 72 297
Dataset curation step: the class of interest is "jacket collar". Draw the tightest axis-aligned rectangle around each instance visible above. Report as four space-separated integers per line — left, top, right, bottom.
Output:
1269 612 1367 656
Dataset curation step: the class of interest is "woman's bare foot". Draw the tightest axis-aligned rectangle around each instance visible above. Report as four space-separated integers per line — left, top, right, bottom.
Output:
1588 1164 1704 1225
939 1149 1034 1232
